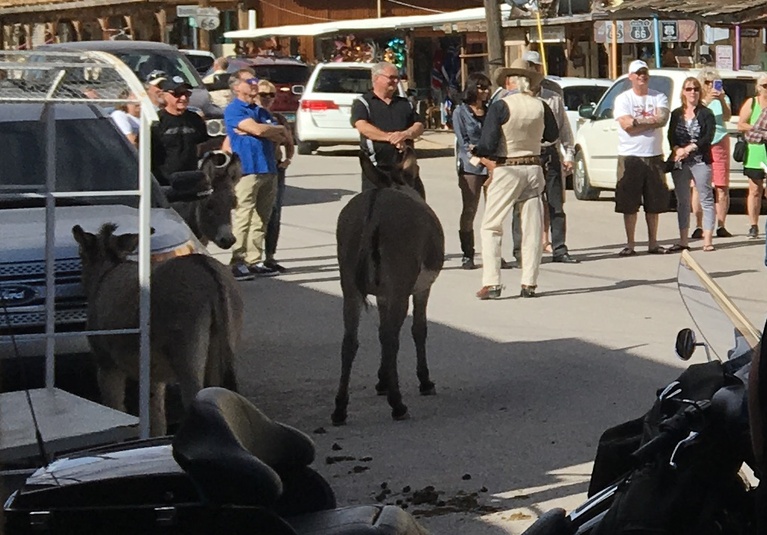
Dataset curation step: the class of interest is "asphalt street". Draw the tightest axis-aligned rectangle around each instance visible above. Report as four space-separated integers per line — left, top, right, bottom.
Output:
209 132 767 534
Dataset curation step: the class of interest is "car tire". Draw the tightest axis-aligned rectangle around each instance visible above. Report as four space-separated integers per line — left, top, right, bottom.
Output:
573 150 601 201
297 141 318 155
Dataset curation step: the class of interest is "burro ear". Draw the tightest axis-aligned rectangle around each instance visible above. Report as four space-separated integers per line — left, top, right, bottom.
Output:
110 232 140 258
399 147 420 187
71 225 96 250
359 151 392 188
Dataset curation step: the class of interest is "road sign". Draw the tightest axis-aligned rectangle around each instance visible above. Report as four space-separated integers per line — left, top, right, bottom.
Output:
197 7 220 17
196 16 220 31
176 5 198 17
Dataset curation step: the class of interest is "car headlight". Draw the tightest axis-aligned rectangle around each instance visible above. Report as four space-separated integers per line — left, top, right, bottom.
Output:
206 119 225 137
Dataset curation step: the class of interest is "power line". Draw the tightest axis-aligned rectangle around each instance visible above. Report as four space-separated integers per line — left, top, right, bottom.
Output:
257 0 335 21
385 0 446 13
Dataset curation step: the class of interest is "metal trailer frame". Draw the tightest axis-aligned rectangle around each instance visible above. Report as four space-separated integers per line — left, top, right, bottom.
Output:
0 50 159 440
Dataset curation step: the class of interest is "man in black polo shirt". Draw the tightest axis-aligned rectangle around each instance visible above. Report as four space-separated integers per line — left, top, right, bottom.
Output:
351 62 424 190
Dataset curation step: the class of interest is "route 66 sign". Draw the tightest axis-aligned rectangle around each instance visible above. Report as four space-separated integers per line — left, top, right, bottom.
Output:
629 20 652 42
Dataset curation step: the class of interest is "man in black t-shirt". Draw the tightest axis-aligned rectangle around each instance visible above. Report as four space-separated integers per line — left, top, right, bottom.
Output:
151 76 209 185
350 62 424 190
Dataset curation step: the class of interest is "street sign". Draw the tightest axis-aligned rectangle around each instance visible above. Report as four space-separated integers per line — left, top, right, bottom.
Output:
176 5 198 17
196 16 220 31
197 7 220 17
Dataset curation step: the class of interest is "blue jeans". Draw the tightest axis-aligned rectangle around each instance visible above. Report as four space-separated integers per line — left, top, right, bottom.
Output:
265 167 286 259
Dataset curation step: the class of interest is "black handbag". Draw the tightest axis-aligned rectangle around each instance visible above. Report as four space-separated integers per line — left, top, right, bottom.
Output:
733 135 747 163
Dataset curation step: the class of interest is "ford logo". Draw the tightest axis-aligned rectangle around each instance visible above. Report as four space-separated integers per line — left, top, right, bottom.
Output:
0 285 39 306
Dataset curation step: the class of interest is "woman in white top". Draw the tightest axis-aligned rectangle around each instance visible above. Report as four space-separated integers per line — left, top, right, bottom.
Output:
110 90 140 146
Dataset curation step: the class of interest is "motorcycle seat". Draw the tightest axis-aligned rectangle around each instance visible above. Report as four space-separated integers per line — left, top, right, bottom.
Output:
288 505 429 535
172 387 316 508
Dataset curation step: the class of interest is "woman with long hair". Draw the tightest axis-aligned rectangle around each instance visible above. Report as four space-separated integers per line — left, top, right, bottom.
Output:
110 89 140 146
452 72 491 269
737 72 767 239
668 76 716 251
691 67 732 238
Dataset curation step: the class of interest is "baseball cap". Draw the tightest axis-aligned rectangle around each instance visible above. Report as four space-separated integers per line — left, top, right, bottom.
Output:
628 60 649 74
522 51 542 65
159 75 191 93
145 69 167 86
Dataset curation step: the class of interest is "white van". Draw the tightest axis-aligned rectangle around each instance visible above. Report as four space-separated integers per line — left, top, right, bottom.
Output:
572 68 760 200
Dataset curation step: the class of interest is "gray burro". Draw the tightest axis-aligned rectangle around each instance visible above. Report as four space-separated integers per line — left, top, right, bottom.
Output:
333 148 445 425
72 223 243 435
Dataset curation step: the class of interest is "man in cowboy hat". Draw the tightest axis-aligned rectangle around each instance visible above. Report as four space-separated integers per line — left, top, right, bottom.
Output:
471 59 559 300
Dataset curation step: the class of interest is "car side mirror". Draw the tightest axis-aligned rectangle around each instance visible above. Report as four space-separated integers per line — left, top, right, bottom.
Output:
291 85 304 95
675 328 697 361
164 170 211 203
578 104 595 120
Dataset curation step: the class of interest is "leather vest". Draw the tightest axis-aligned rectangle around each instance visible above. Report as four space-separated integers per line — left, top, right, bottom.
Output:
497 92 546 158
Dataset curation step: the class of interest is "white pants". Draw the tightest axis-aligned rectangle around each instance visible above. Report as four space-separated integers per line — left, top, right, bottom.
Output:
481 164 545 288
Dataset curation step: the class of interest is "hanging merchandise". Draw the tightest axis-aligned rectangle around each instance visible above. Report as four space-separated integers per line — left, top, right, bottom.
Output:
384 37 406 70
330 35 377 63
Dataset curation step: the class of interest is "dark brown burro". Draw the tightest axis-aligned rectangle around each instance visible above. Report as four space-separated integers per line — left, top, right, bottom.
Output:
72 223 243 436
332 148 444 425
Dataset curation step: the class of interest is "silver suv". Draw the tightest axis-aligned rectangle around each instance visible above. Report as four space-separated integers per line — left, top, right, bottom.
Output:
0 102 205 359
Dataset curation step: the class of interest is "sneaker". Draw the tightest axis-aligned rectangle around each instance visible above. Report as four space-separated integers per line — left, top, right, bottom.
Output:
231 262 255 281
748 225 759 239
716 227 733 238
690 228 703 239
264 259 288 273
248 262 279 277
461 256 476 270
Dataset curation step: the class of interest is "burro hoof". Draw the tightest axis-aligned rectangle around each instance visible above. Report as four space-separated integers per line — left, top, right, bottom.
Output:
392 406 410 421
419 382 436 396
331 410 347 426
375 382 388 396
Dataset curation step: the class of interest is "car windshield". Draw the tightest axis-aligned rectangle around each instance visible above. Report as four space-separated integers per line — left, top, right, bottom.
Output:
312 68 373 93
0 115 163 209
562 86 609 112
252 65 309 85
112 51 201 88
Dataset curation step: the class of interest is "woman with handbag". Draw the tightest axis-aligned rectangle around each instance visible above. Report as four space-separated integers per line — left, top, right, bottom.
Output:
737 73 767 239
690 68 732 238
667 77 716 252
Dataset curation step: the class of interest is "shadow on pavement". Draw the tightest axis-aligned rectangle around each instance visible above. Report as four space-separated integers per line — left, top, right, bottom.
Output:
283 185 356 207
236 277 688 534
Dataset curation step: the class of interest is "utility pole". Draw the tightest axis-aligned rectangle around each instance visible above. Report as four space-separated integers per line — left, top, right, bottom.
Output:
377 0 382 18
484 0 505 76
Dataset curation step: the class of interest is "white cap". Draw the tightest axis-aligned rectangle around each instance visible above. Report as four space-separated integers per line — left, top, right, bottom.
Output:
522 50 542 65
628 59 649 74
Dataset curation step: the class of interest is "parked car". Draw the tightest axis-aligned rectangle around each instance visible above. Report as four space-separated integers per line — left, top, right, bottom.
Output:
38 41 222 120
572 68 759 200
0 102 206 360
203 55 310 132
181 49 216 76
548 76 612 135
294 62 407 155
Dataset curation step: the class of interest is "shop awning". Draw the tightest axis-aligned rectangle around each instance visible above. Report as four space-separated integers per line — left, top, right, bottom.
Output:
224 4 512 40
603 0 767 24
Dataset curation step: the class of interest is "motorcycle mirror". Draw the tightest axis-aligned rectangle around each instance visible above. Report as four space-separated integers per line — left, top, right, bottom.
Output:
675 328 697 361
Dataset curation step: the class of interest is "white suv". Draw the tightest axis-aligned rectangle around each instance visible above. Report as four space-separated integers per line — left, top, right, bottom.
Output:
572 68 759 200
294 63 406 154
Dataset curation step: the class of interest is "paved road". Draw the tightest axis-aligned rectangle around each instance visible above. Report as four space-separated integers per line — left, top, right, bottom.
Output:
210 137 767 534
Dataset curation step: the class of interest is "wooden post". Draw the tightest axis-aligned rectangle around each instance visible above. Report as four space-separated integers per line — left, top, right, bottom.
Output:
71 20 83 41
484 0 504 75
97 17 110 40
123 15 134 40
611 20 618 79
154 9 167 43
198 0 210 51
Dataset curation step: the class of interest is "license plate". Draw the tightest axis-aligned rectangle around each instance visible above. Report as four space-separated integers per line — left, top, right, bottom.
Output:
283 113 296 123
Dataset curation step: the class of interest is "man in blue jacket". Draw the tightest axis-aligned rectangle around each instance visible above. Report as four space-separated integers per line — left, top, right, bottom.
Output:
225 68 290 279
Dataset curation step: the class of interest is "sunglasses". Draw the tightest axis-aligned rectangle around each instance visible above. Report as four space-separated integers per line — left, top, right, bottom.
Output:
761 84 767 89
242 77 259 85
635 69 649 76
684 87 700 92
258 92 276 98
168 90 191 98
477 85 490 90
704 80 713 85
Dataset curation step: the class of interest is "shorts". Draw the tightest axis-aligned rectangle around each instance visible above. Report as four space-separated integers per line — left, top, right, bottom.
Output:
710 136 730 187
615 155 670 214
744 167 766 182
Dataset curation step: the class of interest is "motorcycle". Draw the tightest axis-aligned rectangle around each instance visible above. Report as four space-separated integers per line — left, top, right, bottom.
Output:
3 386 430 534
522 251 761 535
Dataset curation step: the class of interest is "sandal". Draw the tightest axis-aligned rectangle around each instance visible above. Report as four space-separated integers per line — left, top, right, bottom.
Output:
703 244 716 252
648 246 669 255
667 244 690 253
542 241 553 253
618 247 637 257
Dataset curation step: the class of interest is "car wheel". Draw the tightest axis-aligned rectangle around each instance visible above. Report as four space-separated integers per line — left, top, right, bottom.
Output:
297 141 318 155
573 150 600 201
